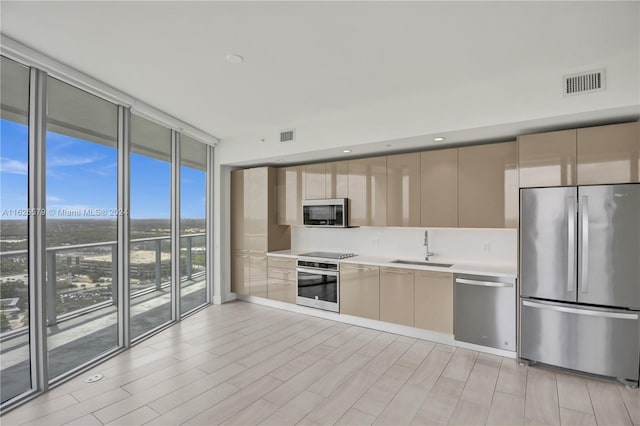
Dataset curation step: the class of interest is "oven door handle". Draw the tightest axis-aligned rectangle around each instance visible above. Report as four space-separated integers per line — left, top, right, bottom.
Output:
297 267 339 277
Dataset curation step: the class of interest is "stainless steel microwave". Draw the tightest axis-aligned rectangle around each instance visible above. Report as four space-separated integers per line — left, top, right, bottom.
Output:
302 198 348 227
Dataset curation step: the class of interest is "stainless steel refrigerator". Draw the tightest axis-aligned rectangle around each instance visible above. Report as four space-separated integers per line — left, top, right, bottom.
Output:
520 184 640 385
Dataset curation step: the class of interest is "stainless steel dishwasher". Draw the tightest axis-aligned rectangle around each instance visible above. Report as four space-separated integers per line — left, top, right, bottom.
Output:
454 274 516 351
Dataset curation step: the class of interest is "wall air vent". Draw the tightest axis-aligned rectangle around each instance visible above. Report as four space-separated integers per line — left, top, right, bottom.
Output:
563 69 605 96
280 129 295 143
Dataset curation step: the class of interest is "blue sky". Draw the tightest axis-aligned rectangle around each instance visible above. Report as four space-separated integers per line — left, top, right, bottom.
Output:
1 119 206 220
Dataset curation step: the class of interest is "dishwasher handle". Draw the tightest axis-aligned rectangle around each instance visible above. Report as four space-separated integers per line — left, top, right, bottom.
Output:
455 277 514 288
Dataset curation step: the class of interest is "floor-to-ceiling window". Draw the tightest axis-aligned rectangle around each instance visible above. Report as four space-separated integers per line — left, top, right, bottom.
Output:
0 57 32 404
0 53 214 413
179 136 207 315
45 77 120 380
130 115 172 339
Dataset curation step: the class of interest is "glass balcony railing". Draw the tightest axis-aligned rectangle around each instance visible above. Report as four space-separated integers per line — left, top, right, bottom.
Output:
0 233 205 336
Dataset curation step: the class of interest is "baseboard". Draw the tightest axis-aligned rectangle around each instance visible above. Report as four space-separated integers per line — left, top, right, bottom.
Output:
233 294 516 358
223 293 237 303
453 340 517 358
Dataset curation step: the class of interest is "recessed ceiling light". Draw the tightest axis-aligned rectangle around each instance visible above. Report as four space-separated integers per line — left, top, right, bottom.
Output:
226 54 244 63
433 137 446 142
343 149 352 153
386 144 392 147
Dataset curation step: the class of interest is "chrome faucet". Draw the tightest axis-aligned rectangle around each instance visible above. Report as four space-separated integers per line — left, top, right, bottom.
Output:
424 230 434 260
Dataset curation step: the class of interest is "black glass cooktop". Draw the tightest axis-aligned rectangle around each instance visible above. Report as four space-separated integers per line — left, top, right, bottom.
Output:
298 251 356 259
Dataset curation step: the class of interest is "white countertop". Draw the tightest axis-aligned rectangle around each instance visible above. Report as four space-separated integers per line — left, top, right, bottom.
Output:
266 249 303 259
267 250 516 278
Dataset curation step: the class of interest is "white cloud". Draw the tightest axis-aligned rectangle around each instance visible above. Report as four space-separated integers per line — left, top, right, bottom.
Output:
49 154 104 167
0 157 28 175
46 195 63 202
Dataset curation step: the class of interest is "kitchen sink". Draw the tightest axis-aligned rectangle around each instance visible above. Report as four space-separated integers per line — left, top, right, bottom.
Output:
390 260 453 268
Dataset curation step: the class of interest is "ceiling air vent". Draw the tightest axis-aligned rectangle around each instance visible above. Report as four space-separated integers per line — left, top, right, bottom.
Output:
563 69 605 96
280 129 295 143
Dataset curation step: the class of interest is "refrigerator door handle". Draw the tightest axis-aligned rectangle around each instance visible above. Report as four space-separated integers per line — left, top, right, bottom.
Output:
522 300 639 320
580 195 589 293
567 196 576 292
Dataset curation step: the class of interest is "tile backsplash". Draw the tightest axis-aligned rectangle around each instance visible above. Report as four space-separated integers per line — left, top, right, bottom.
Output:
291 226 517 267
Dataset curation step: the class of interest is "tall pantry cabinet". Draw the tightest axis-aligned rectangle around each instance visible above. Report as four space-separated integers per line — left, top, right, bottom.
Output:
231 167 290 296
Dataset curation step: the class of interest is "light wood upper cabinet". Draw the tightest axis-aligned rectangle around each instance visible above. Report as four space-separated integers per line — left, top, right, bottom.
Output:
304 163 327 200
348 157 387 227
230 170 245 251
277 166 304 226
340 264 380 320
387 153 421 227
247 167 269 237
518 129 577 188
379 267 414 327
420 148 458 227
458 141 518 228
577 121 640 185
414 271 453 334
325 161 349 199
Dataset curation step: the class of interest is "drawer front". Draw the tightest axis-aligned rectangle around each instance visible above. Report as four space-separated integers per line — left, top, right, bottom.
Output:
415 270 452 280
521 299 639 381
268 267 296 282
341 263 379 273
268 278 296 304
267 256 296 270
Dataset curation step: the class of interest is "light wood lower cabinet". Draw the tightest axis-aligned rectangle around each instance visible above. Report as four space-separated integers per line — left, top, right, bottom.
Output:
249 253 267 298
414 271 453 334
267 278 296 304
231 250 250 295
379 267 414 327
267 256 296 304
340 264 380 320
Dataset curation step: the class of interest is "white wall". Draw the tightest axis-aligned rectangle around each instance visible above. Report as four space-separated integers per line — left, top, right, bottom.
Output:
291 226 517 267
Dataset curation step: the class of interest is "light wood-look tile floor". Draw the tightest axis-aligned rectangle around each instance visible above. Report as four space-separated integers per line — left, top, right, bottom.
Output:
2 301 638 426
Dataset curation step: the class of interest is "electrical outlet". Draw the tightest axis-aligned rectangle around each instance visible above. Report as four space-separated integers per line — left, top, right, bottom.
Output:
371 238 380 248
482 242 491 253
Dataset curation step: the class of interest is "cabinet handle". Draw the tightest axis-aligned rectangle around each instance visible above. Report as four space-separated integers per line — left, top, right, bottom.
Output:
383 269 414 275
343 266 376 271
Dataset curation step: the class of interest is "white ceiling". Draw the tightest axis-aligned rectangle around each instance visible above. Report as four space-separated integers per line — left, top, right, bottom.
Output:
1 1 639 166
